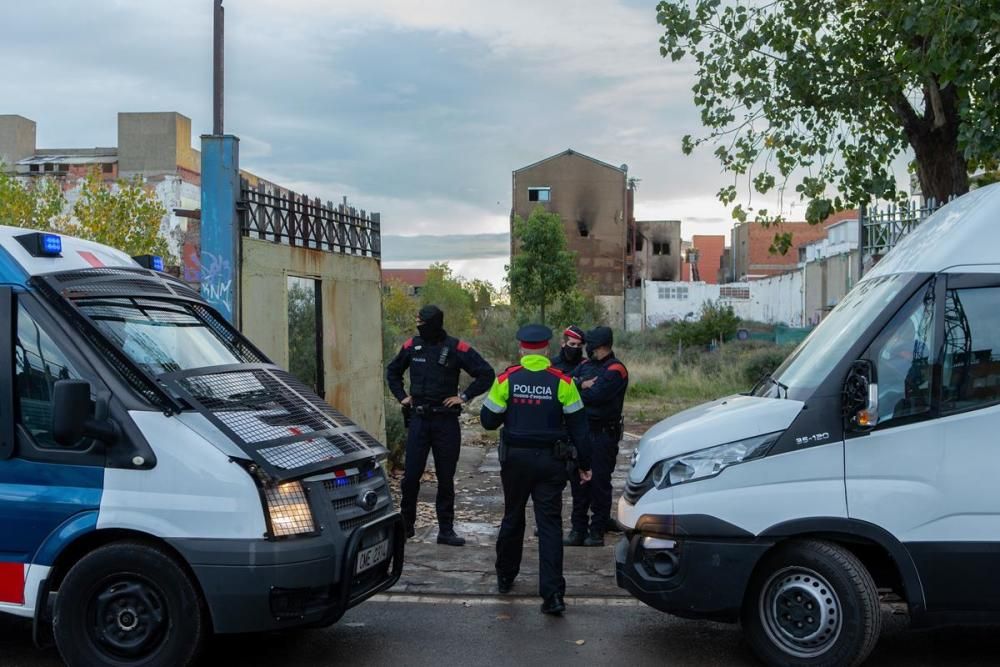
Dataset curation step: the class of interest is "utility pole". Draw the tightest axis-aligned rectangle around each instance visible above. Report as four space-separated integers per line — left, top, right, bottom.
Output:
213 0 224 135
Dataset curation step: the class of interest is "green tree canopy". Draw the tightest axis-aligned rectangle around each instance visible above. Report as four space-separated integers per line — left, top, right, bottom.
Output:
657 0 1000 247
70 167 171 261
0 165 66 231
420 263 475 337
507 206 577 324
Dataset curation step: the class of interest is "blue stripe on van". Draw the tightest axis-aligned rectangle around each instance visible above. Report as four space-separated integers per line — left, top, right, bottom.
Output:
0 459 102 564
0 246 28 286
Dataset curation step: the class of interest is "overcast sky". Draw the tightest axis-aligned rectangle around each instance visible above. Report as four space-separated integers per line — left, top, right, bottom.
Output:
3 1 907 286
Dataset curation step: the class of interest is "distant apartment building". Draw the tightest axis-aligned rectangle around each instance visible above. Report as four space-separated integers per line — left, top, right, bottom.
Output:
512 149 632 324
681 234 726 284
730 214 853 281
382 268 428 296
0 111 203 269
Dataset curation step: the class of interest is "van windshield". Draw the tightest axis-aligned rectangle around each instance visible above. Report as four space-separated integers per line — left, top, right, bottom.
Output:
75 297 257 376
759 273 910 397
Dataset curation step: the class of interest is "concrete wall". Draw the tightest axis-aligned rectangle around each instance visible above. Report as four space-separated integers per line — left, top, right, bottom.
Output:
597 294 625 330
512 151 627 297
240 238 386 440
117 112 200 177
644 273 805 328
0 115 36 165
803 250 858 325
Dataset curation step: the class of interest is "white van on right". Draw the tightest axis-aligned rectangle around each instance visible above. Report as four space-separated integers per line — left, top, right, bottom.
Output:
616 183 1000 666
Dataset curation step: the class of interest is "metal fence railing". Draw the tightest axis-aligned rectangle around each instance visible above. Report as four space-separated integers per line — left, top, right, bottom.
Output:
239 178 381 259
859 196 953 276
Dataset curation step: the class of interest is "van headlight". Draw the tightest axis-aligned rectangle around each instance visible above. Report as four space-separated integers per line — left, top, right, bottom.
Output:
649 433 781 489
264 481 317 537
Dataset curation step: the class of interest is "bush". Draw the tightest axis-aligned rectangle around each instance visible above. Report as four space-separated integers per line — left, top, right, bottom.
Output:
666 300 741 348
741 345 795 386
384 392 407 470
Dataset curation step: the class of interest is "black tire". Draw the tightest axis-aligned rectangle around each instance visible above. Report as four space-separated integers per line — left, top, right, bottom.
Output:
742 540 881 667
52 541 206 667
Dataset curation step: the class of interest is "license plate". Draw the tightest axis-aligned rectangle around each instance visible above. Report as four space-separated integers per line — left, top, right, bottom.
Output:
356 539 390 574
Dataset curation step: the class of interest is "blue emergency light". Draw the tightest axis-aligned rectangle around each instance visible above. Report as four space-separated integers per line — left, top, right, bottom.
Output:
133 255 165 271
15 232 62 257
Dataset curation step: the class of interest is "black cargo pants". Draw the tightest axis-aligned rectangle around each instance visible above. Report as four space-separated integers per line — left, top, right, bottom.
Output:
400 412 461 531
495 446 567 600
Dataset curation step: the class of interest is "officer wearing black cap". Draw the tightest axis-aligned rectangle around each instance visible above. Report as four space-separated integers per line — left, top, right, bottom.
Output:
550 325 586 374
386 304 495 546
566 325 628 547
481 324 592 615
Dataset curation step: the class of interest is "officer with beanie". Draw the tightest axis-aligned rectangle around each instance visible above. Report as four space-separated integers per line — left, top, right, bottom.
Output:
481 324 592 615
565 325 628 547
386 305 495 546
550 325 586 374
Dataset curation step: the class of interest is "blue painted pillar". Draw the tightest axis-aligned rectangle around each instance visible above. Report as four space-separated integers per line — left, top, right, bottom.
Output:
199 134 241 325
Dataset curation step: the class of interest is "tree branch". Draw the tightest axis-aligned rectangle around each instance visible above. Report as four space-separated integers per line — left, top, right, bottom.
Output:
925 76 947 129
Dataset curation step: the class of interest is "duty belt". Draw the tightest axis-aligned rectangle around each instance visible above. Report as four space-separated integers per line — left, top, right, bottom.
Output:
413 404 462 416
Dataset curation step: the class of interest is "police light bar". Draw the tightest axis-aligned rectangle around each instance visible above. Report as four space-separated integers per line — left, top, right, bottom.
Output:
133 255 165 271
16 232 62 257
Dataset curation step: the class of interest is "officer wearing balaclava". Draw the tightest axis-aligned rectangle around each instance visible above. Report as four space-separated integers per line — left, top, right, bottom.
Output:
565 326 628 547
386 305 495 545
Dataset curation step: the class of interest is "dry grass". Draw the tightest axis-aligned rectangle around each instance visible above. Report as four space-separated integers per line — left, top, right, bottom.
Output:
621 342 789 429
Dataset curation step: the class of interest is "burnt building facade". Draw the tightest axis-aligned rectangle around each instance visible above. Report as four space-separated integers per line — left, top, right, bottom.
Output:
633 219 682 282
512 149 631 324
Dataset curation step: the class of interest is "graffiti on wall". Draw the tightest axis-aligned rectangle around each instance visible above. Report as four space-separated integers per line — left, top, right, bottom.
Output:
199 251 233 316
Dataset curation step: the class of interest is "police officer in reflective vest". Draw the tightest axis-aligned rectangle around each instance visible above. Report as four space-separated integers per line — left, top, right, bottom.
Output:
550 325 585 374
386 305 495 546
566 326 628 547
481 324 592 614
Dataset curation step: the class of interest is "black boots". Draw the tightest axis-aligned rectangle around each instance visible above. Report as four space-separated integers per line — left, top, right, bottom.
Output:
405 523 416 539
541 594 566 615
437 528 466 547
563 529 585 546
582 529 605 547
497 574 515 594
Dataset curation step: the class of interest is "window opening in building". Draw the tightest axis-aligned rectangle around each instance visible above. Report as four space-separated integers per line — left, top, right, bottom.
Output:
287 276 324 397
720 286 750 300
653 242 671 256
657 286 689 300
102 163 114 174
528 187 551 202
43 163 54 172
29 164 39 173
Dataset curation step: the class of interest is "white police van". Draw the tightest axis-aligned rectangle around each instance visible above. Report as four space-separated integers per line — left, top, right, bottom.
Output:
617 183 1000 666
0 226 403 666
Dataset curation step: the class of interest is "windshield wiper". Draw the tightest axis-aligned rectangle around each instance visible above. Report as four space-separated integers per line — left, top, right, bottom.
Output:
750 373 788 399
763 375 789 399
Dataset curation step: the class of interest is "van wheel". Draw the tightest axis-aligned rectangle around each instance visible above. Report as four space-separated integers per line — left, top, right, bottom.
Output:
742 540 881 667
52 542 206 667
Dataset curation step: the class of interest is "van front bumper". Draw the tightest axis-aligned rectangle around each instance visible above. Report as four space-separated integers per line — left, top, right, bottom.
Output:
614 515 772 622
169 512 404 633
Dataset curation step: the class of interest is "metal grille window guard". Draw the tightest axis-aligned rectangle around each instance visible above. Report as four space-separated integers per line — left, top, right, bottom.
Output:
239 178 381 258
861 197 952 259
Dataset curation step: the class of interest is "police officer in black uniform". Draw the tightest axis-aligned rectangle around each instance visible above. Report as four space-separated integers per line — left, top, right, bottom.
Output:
565 326 628 547
386 305 495 546
550 325 586 374
481 324 592 614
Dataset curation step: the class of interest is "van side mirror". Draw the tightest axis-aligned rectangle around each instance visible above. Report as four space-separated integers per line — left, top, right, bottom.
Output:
52 379 118 446
843 360 878 430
